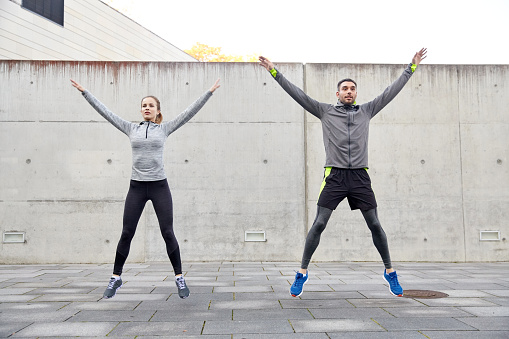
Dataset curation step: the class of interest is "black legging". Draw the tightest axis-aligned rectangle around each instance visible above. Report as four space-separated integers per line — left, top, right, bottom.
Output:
301 206 392 270
113 179 182 276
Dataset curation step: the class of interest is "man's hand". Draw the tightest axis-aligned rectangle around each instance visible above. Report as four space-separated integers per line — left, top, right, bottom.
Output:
412 48 427 66
209 78 221 93
70 79 85 92
259 56 274 71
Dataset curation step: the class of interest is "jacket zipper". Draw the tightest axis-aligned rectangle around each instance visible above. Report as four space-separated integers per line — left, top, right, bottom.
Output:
145 121 149 138
347 109 352 168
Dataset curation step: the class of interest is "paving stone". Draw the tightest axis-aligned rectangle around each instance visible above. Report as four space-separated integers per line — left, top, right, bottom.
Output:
0 309 77 322
0 322 32 337
111 320 205 336
459 306 509 317
419 331 509 339
347 298 423 308
309 307 394 319
233 292 279 300
0 288 36 295
456 316 509 330
483 290 509 297
210 300 282 310
328 332 426 338
142 336 230 339
213 285 273 293
67 310 155 322
151 309 232 321
280 299 352 309
61 301 140 311
234 308 313 320
167 292 233 301
0 295 41 302
202 320 294 335
485 297 509 306
25 287 95 294
232 334 328 339
382 306 472 318
134 300 210 311
0 301 69 311
12 322 119 337
375 317 477 330
28 294 102 302
291 319 383 332
417 297 500 307
102 293 169 302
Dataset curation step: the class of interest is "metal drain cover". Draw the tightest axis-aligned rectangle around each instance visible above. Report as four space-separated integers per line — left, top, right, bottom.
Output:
403 290 449 299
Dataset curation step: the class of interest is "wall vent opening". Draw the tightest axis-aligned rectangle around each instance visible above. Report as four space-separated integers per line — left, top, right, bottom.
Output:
245 231 266 242
479 230 500 241
3 232 25 243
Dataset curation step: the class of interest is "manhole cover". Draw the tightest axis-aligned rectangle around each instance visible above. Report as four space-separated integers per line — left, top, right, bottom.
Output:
403 290 449 299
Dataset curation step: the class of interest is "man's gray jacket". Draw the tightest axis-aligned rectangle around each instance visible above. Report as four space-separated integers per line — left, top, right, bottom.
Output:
270 64 415 169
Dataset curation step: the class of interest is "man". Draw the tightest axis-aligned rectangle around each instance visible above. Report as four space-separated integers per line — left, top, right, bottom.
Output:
259 48 427 297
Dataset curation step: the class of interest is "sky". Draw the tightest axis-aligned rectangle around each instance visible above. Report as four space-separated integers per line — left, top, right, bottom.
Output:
103 0 509 65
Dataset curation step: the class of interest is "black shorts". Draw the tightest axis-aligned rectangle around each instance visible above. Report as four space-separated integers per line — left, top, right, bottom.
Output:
317 167 377 211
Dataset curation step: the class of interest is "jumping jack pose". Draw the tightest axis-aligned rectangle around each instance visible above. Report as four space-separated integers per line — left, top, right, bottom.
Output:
259 48 427 297
71 78 220 299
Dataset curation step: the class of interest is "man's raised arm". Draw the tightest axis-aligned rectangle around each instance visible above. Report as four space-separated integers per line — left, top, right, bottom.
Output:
259 56 324 119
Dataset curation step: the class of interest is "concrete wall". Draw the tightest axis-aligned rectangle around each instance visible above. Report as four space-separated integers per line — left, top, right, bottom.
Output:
0 60 507 264
0 0 195 61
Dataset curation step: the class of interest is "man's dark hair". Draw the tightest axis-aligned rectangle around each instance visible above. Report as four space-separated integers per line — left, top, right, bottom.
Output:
337 78 357 91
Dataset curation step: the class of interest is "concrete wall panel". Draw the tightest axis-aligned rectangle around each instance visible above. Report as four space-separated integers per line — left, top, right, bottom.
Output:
1 60 507 263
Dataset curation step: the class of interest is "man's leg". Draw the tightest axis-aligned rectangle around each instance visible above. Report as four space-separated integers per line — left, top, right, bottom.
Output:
361 208 403 296
290 206 333 297
360 208 391 269
300 206 334 271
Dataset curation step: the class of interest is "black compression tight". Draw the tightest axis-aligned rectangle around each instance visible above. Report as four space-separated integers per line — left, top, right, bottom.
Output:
113 179 182 276
301 206 392 270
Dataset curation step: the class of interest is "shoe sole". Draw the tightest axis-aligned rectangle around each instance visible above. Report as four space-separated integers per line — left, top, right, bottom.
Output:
383 276 403 297
290 276 309 298
103 283 123 299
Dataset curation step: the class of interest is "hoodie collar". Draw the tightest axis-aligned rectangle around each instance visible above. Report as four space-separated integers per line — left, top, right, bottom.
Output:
335 100 359 109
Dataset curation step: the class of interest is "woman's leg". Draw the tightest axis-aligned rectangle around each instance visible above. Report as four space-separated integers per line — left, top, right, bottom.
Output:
113 180 147 276
149 180 181 275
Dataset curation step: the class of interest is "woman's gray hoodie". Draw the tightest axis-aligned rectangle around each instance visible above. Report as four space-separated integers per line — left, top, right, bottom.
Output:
81 90 213 181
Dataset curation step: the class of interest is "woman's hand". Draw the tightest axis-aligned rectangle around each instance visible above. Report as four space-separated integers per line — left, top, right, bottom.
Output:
210 78 221 93
70 79 85 92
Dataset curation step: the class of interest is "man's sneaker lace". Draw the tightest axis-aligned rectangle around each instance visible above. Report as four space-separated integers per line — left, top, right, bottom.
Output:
103 276 122 299
383 269 403 296
290 270 308 297
175 276 190 299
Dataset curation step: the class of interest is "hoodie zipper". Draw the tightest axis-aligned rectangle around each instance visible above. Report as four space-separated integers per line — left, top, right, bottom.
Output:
145 121 149 138
347 108 352 168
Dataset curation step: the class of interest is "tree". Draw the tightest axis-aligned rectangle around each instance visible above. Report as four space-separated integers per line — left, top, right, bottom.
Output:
185 43 258 62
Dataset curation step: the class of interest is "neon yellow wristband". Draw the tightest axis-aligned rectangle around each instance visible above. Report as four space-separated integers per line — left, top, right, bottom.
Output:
411 64 417 73
269 68 277 78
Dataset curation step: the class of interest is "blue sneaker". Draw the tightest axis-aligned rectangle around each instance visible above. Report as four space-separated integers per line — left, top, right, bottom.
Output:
383 269 403 296
290 271 308 297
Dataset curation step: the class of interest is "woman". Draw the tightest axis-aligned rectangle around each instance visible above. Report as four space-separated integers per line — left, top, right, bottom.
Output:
70 78 220 299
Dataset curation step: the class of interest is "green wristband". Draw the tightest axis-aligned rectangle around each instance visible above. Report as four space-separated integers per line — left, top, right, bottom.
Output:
411 64 417 73
269 68 277 78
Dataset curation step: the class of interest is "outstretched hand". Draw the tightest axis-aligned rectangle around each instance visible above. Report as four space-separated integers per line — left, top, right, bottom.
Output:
70 79 85 92
210 78 221 93
258 56 274 71
412 48 427 66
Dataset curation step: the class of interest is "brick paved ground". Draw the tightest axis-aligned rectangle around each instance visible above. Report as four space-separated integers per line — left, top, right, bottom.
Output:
1 262 508 338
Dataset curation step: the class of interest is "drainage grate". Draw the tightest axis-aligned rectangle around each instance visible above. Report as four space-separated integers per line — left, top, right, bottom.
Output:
403 290 449 299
